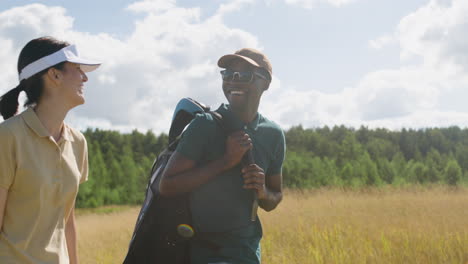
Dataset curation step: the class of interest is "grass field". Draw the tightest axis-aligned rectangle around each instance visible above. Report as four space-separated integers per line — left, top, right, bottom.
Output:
76 187 468 264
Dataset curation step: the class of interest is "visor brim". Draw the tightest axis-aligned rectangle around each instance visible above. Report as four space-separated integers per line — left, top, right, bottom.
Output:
68 58 101 72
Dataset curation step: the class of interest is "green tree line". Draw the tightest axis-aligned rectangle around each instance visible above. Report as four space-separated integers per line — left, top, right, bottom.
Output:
76 125 468 208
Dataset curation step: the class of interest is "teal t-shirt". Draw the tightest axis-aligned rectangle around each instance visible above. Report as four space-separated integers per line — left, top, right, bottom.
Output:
176 104 286 263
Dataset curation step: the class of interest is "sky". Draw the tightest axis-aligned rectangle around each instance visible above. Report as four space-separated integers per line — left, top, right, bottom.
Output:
1 0 468 134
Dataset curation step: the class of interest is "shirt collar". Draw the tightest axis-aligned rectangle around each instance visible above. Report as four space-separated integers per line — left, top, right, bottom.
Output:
22 107 73 142
248 111 260 131
61 124 73 142
216 104 260 131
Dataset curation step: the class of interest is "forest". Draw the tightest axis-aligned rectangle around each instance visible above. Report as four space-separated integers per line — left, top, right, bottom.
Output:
76 125 468 208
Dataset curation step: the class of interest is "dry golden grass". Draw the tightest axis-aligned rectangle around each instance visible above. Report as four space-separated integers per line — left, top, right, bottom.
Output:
76 206 139 264
76 187 468 264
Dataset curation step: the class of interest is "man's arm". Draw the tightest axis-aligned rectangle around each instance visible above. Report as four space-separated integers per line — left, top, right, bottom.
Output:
159 131 252 197
242 165 283 211
65 206 78 264
258 172 282 211
158 152 230 197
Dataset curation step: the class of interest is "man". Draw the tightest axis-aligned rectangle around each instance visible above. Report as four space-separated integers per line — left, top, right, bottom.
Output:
159 48 286 264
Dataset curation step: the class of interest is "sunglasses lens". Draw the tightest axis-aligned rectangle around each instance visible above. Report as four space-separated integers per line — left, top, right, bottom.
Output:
221 70 253 82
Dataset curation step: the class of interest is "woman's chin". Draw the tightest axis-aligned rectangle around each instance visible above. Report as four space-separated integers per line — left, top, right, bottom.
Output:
71 96 85 108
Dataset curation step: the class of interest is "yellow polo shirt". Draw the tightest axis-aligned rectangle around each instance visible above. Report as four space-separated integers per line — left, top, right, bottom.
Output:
0 107 88 264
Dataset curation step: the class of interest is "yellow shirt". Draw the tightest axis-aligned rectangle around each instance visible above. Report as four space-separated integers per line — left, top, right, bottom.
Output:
0 108 88 264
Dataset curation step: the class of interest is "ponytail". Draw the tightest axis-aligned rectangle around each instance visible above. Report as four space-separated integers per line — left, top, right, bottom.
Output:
0 83 24 120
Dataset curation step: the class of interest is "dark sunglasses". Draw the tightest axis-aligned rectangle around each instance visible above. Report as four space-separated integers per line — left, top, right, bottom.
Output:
220 69 270 83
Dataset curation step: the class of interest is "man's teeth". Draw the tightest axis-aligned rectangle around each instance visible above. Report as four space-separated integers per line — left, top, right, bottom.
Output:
230 91 245 95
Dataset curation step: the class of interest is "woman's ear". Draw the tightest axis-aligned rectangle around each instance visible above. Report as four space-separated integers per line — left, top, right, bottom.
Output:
46 68 61 84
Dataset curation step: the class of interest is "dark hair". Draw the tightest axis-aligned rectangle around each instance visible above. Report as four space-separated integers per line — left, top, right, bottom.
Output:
0 36 69 120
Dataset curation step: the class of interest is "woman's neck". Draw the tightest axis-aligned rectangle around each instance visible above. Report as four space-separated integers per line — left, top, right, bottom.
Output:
34 99 70 142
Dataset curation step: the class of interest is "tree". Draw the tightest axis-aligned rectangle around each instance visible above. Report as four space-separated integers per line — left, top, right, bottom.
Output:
428 129 451 154
283 151 312 188
444 159 462 186
359 152 382 186
391 152 406 176
336 134 363 167
455 145 468 172
376 158 396 184
340 162 354 185
407 161 427 184
399 128 418 160
366 138 399 161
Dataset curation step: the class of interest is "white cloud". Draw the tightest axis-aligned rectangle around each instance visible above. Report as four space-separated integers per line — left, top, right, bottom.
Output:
397 0 468 73
364 110 468 129
326 0 356 7
369 34 395 50
265 73 468 130
214 0 255 19
262 66 442 129
0 4 73 45
264 0 468 130
0 4 74 88
126 0 176 13
284 0 356 9
371 0 468 72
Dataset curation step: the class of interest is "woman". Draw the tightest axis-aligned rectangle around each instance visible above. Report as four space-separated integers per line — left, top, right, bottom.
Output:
0 36 100 263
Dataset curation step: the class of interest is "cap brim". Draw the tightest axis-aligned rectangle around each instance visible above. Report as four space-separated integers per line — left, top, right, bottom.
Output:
218 54 260 69
68 58 101 72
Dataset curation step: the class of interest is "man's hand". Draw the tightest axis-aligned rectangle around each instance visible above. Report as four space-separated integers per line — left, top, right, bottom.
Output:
222 131 252 169
242 164 267 199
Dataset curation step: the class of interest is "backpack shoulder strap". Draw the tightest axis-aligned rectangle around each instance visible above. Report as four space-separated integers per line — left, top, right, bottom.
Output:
208 110 227 133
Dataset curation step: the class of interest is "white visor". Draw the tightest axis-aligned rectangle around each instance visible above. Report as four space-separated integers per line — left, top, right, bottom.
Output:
18 44 101 81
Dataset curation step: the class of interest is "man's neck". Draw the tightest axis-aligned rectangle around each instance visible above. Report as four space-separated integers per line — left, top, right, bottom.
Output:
228 103 258 124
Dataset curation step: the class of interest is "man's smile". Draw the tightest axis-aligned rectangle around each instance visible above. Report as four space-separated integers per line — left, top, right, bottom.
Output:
229 90 246 96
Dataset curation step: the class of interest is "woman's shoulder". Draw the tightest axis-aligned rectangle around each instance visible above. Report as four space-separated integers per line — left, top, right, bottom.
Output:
0 120 14 140
0 113 25 136
64 124 87 144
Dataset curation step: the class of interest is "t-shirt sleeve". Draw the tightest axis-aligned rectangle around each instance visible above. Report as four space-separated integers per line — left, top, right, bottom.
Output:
0 126 16 190
79 135 89 184
267 129 286 175
176 114 212 162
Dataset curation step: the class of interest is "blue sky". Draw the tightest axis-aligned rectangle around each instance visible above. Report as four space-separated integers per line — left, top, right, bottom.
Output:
1 0 468 133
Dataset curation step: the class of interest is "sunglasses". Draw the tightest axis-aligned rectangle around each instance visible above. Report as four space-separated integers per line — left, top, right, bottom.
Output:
220 69 270 83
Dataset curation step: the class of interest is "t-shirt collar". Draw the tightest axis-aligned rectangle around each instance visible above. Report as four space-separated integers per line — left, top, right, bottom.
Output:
216 104 260 131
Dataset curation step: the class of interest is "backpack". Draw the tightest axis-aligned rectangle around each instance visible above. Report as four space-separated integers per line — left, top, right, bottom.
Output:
123 98 224 264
